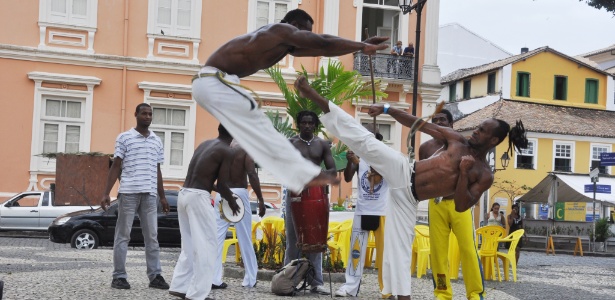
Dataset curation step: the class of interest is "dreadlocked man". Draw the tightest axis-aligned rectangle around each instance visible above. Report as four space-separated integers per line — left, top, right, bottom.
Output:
293 75 528 299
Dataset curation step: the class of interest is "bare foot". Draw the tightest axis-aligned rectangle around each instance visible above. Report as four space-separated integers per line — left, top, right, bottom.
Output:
305 172 340 187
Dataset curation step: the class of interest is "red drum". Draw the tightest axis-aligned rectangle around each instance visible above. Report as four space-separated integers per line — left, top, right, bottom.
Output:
290 186 329 253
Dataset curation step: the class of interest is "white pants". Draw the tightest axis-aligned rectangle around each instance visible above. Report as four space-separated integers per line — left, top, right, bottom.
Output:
338 214 369 296
192 67 321 193
213 188 257 287
320 102 418 297
170 188 217 300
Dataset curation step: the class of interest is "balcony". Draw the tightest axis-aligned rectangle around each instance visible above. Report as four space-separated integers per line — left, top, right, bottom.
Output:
353 53 414 80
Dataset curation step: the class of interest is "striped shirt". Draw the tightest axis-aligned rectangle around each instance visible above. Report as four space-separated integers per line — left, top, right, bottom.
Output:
114 128 164 195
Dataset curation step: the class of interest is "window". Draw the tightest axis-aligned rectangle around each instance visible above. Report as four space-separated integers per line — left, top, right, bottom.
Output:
448 83 456 102
585 79 599 104
28 72 99 174
463 80 471 99
41 99 84 154
40 0 97 27
148 0 202 38
516 72 530 97
591 144 610 174
364 0 399 6
256 0 290 29
553 76 567 100
487 72 496 94
139 81 196 179
362 122 392 145
553 142 573 172
516 139 536 169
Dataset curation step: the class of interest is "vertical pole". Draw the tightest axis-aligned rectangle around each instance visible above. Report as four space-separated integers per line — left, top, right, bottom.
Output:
410 1 425 153
592 181 596 252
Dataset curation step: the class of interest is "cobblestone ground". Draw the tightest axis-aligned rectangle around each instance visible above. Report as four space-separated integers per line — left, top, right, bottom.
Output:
0 237 614 299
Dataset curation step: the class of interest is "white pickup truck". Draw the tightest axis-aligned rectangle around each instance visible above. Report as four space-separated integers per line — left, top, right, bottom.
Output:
0 191 99 231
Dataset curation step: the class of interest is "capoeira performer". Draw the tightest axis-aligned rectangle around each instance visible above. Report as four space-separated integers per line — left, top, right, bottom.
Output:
334 125 390 298
212 141 266 289
191 8 388 194
419 109 485 300
293 76 527 299
169 125 239 300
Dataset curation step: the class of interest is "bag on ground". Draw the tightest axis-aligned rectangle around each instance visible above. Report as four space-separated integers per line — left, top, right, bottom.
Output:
271 258 315 296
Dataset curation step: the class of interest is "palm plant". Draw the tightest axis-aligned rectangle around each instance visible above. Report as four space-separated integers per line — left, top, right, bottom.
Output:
264 61 386 171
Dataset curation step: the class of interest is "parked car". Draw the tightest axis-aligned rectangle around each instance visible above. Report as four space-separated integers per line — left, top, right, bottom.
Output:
0 190 99 231
48 190 180 250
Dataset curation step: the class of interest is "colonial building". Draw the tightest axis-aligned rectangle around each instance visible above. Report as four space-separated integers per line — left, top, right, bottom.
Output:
0 0 442 206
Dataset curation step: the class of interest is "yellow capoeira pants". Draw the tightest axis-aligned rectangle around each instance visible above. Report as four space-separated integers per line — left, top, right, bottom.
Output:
428 199 485 300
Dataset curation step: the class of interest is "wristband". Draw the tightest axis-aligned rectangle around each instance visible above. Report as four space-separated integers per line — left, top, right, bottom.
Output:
383 103 390 114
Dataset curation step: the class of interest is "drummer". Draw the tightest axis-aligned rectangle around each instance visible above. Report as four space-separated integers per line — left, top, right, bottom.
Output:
212 141 266 289
283 110 336 295
169 124 240 300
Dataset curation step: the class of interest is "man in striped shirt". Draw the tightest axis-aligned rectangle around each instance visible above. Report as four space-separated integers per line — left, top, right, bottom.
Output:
101 103 170 290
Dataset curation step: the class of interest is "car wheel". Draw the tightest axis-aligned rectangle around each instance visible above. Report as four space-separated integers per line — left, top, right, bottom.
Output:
71 229 99 250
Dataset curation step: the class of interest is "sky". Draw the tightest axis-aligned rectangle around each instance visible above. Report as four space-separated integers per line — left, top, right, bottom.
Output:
439 0 615 56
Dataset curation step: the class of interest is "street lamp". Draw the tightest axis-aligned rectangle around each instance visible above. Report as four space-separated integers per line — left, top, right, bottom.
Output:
493 152 511 172
398 0 427 158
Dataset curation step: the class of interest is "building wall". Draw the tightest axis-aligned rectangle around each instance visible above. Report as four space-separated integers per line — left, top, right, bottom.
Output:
0 0 438 204
510 52 608 109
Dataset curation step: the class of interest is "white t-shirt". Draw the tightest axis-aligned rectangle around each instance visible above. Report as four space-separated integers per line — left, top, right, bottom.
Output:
354 160 389 216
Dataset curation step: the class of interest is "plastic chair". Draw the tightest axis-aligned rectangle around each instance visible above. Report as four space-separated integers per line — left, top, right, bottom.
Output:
260 216 285 264
475 225 506 281
497 229 525 282
222 227 240 263
412 225 430 278
448 231 461 280
364 230 377 268
327 219 353 267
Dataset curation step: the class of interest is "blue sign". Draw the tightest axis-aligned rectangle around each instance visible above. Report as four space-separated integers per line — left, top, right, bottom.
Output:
584 184 611 194
600 152 615 166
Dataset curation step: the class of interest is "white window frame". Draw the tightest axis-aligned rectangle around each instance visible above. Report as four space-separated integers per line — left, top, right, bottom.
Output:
354 0 408 43
515 138 537 170
553 141 575 172
356 112 401 151
38 0 98 54
590 143 611 175
147 0 203 38
138 82 196 180
247 0 299 33
28 72 100 174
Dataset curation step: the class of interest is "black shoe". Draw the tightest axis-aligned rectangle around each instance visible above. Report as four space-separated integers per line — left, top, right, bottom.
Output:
149 274 170 289
169 290 186 299
211 282 227 289
111 278 131 289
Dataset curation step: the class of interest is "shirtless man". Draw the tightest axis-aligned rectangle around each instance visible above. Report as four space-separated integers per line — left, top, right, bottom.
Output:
169 125 239 300
293 75 527 299
419 109 485 300
283 110 336 295
212 141 266 289
191 8 388 194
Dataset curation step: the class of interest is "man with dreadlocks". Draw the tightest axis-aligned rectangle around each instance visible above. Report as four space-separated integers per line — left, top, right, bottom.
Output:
293 75 528 299
283 110 336 295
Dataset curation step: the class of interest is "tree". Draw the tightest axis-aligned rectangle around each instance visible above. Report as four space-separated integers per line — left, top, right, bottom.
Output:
491 179 532 205
264 61 386 171
579 0 615 15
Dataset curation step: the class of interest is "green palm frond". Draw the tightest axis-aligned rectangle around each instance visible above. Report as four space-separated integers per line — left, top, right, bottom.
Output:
264 110 296 138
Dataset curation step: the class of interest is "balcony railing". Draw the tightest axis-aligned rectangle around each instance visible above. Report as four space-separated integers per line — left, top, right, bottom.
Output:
554 165 572 172
353 52 414 80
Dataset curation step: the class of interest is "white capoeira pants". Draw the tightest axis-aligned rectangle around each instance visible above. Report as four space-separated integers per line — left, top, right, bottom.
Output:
213 188 257 287
192 67 321 193
170 188 217 300
320 102 418 296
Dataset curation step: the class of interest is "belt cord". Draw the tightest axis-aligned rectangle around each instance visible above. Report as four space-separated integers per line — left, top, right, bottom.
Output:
192 71 263 110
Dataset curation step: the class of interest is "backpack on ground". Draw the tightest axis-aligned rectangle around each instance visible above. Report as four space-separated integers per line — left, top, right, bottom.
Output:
271 258 315 296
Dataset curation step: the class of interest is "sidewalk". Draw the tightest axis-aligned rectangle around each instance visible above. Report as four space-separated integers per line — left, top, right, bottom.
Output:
1 236 615 299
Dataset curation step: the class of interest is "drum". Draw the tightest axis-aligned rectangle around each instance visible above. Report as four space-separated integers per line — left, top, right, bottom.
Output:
219 194 245 223
290 186 329 253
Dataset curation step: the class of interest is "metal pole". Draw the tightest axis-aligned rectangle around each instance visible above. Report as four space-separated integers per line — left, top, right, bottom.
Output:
593 181 596 251
410 0 426 152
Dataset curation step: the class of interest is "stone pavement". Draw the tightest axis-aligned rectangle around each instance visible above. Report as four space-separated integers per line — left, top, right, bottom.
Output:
1 237 614 299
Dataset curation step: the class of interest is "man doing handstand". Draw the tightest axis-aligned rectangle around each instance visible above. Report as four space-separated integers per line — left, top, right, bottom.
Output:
293 76 527 299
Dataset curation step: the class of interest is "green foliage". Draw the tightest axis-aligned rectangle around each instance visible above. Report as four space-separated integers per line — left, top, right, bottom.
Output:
322 251 345 273
580 0 615 15
595 217 612 242
491 179 532 203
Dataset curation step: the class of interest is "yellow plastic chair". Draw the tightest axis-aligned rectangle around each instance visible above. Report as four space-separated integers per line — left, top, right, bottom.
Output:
327 219 353 267
448 231 461 280
222 227 240 263
497 229 525 282
251 221 262 248
475 225 506 281
364 230 377 268
260 216 285 264
412 225 430 278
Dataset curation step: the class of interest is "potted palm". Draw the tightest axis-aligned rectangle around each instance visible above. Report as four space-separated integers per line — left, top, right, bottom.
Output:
594 217 612 251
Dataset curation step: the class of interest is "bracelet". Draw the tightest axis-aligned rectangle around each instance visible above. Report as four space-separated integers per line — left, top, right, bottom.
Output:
383 103 390 114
